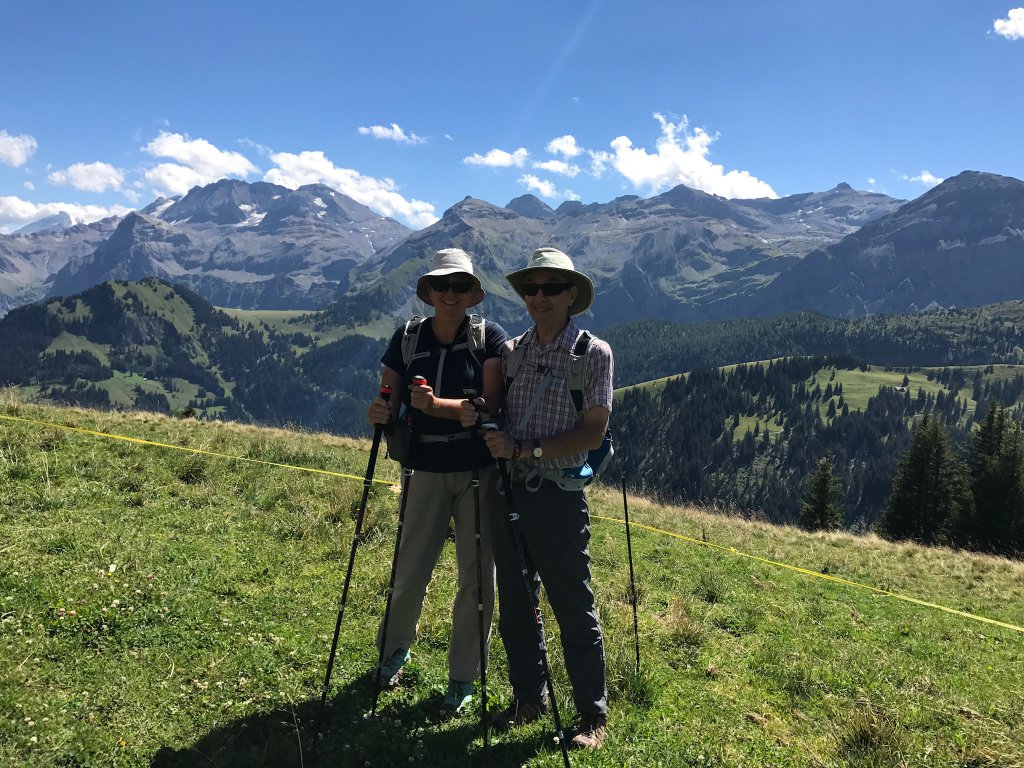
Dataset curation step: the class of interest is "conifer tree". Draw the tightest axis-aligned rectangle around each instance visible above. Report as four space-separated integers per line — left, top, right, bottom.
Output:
878 414 972 545
799 455 844 531
957 402 1024 555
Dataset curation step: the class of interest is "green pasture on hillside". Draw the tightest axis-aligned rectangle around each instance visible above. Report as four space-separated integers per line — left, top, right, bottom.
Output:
2 397 1023 767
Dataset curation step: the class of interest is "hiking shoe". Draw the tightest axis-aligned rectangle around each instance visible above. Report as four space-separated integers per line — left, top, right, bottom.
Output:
375 648 410 687
570 713 607 750
491 698 548 734
441 679 475 712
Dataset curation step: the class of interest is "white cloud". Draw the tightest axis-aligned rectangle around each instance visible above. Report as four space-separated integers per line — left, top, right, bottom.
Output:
563 189 581 202
24 181 35 191
546 135 582 158
142 131 259 196
122 189 141 204
463 147 529 168
533 159 581 178
904 170 944 187
604 113 776 199
48 161 125 193
0 195 132 233
264 150 437 229
358 123 426 145
867 177 877 185
588 149 614 178
994 8 1024 39
239 137 274 156
0 130 38 167
518 174 559 199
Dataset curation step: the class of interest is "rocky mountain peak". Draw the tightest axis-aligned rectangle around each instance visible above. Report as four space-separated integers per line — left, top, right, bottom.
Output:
14 212 74 236
505 194 555 219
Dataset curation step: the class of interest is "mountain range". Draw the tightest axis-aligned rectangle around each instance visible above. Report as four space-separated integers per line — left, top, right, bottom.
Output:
1 179 411 317
2 171 1023 331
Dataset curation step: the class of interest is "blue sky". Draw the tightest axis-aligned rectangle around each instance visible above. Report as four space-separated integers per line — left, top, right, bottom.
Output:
2 1 1023 233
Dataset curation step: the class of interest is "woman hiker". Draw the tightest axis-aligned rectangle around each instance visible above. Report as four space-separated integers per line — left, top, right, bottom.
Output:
366 247 509 711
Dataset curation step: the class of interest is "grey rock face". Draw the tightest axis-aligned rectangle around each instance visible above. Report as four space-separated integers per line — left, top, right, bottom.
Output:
14 212 73 236
39 179 412 311
0 217 121 316
754 171 1024 318
335 181 905 331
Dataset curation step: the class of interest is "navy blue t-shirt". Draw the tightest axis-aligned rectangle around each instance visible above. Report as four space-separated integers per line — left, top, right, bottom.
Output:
382 316 508 472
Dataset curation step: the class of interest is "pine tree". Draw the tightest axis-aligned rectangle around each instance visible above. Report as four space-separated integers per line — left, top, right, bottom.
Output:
799 455 844 531
878 414 972 545
957 402 1024 555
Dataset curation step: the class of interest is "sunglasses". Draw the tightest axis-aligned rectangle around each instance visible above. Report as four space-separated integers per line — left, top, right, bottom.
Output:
428 279 475 294
523 282 574 297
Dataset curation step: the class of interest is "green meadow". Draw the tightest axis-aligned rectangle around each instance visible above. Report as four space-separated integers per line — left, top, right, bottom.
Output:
2 396 1023 767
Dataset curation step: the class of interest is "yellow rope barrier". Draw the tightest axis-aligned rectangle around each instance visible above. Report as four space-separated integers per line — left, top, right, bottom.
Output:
592 513 1024 635
0 413 394 485
3 411 1021 635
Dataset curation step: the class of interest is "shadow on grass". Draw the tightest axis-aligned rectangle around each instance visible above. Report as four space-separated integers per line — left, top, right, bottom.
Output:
150 671 549 768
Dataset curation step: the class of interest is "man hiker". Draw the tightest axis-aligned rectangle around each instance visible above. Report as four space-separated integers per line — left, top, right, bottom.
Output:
463 246 613 750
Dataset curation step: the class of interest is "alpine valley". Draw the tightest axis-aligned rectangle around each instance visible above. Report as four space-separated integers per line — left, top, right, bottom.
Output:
3 170 1024 531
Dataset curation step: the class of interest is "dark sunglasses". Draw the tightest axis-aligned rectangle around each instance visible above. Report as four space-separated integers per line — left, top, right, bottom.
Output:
428 279 475 294
523 282 574 297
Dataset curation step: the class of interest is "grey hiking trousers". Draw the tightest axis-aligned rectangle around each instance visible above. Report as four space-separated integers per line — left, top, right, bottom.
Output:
376 466 497 682
491 478 608 716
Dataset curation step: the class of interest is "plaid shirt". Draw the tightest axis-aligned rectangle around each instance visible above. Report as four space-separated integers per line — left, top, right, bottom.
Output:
502 318 614 470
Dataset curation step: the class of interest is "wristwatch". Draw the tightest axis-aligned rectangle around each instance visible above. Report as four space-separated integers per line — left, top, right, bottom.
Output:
532 439 544 459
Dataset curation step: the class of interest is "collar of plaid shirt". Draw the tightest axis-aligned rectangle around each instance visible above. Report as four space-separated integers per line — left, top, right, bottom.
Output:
523 317 579 354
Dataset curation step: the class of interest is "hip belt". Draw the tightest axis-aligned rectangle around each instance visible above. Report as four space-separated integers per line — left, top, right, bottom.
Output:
417 431 473 444
509 460 588 493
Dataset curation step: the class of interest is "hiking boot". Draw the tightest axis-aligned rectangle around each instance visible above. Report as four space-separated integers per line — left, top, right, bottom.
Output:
376 648 410 687
491 698 548 734
441 679 475 712
570 713 607 750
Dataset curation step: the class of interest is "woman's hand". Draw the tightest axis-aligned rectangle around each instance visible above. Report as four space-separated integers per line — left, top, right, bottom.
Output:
460 397 485 428
409 381 437 414
367 395 391 426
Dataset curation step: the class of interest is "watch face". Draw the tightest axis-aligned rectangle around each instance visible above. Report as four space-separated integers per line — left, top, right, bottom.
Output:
533 442 543 458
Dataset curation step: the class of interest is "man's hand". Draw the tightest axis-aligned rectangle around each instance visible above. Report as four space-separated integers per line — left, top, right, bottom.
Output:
483 429 515 460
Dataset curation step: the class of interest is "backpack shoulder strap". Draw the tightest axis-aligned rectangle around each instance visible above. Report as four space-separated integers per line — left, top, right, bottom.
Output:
465 313 486 369
503 330 531 392
400 315 427 368
466 313 486 352
568 330 594 416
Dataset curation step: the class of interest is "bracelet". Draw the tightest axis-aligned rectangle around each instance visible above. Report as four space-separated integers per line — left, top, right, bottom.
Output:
512 439 522 460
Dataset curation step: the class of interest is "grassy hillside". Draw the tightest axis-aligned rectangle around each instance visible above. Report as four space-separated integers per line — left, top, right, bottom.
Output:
2 395 1023 767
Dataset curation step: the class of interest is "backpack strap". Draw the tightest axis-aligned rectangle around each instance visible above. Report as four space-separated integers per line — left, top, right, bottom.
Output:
568 330 593 417
466 313 486 370
503 329 531 394
400 315 427 368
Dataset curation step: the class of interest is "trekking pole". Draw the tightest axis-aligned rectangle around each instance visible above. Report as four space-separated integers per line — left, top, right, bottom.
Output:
371 374 425 715
464 389 490 751
495 458 571 768
313 383 392 744
622 473 641 675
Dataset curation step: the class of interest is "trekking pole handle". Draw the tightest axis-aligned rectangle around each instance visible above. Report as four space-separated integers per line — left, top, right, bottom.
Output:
463 388 497 432
412 375 427 386
380 384 392 401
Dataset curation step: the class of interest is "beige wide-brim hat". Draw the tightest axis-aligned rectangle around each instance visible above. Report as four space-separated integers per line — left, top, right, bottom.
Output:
506 247 594 316
415 248 483 307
